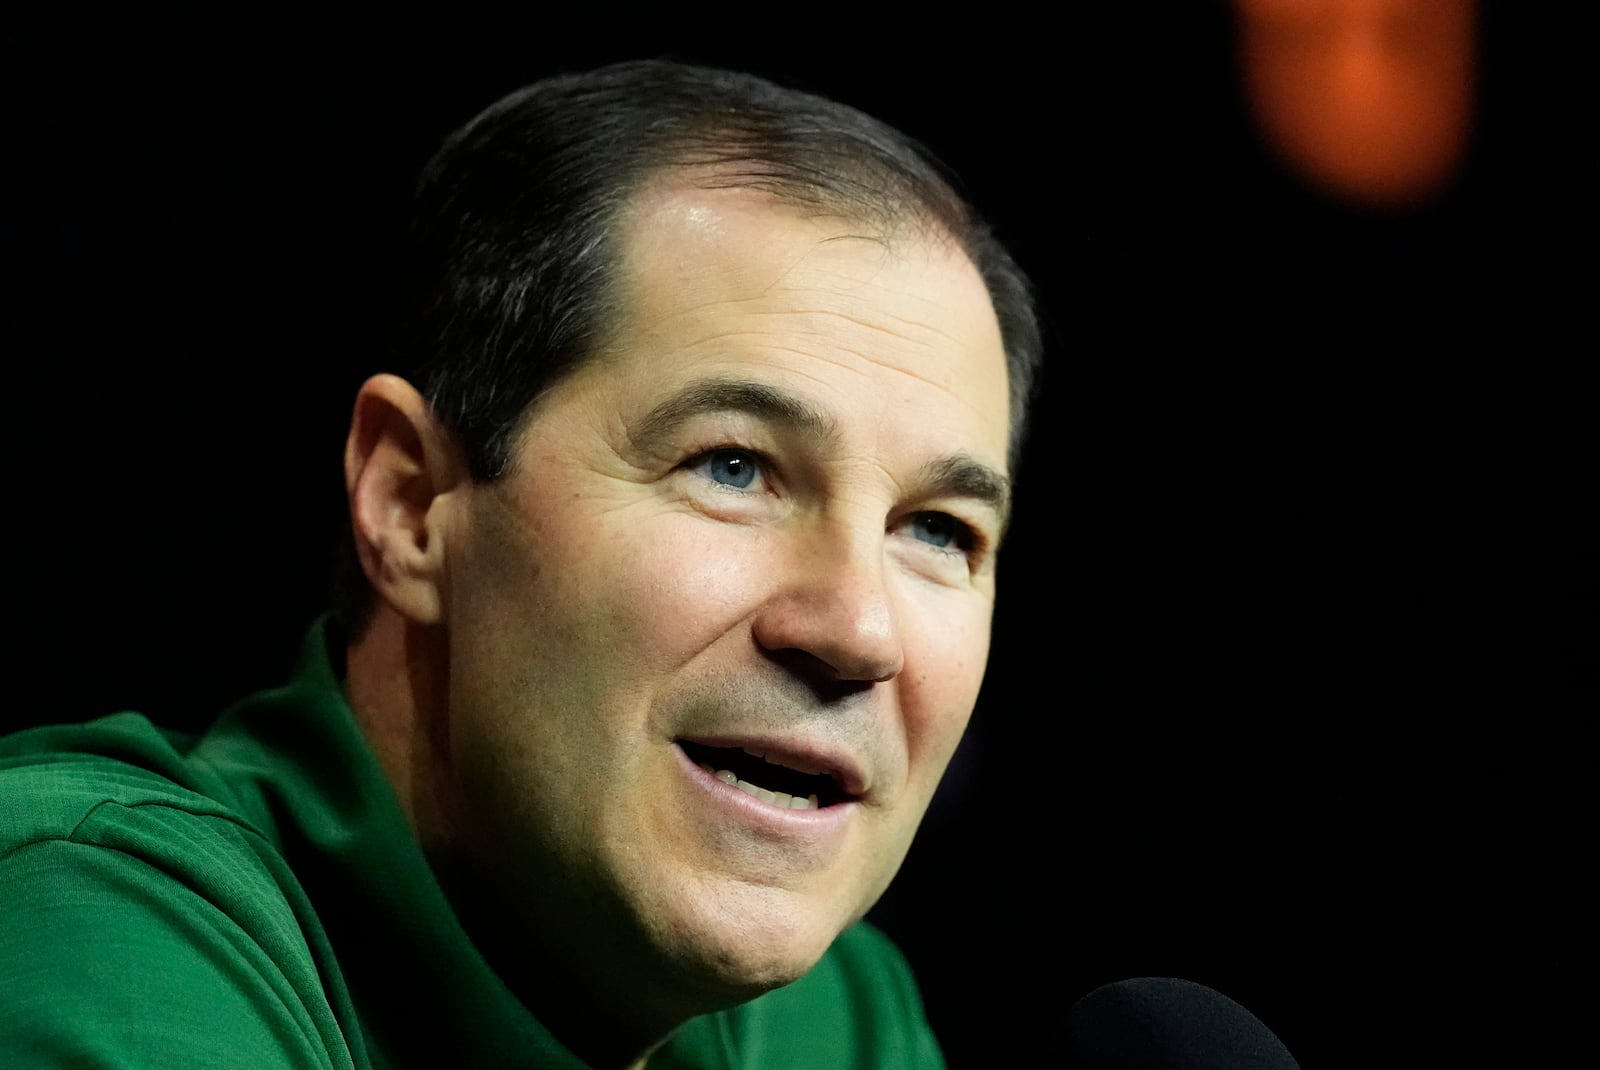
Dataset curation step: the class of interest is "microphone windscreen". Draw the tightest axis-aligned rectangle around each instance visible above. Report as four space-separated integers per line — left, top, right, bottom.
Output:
1065 977 1301 1070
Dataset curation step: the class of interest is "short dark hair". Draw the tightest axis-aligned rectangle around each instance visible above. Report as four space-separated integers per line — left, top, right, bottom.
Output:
339 59 1042 633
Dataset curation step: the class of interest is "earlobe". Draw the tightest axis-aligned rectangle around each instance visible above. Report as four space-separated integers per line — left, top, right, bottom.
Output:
344 374 465 626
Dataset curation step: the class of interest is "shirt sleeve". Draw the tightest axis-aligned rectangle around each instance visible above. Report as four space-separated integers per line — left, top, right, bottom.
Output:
0 825 354 1069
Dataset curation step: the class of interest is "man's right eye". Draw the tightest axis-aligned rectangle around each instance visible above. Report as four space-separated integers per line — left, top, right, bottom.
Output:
689 448 763 491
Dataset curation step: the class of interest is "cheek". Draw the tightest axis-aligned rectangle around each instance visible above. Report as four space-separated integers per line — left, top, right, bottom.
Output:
570 517 772 669
898 598 992 778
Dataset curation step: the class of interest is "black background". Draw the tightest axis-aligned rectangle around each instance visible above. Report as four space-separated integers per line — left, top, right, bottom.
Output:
5 2 1590 1066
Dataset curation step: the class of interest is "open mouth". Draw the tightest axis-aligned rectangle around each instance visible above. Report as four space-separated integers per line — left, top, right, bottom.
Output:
678 740 850 810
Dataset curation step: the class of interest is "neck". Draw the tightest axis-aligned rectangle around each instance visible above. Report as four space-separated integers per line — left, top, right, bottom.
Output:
344 608 455 852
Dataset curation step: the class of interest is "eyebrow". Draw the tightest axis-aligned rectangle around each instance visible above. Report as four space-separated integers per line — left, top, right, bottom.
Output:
916 454 1012 526
632 378 838 448
633 376 1011 522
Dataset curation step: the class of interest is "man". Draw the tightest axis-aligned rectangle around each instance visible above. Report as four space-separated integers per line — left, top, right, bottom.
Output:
0 59 1040 1068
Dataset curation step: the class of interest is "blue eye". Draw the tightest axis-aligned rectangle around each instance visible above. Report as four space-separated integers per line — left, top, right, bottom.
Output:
908 512 972 553
698 448 761 490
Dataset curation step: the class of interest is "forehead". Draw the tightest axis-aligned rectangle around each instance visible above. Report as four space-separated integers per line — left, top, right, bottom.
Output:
596 183 1011 466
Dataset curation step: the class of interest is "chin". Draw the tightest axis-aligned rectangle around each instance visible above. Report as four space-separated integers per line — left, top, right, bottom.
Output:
651 882 853 1002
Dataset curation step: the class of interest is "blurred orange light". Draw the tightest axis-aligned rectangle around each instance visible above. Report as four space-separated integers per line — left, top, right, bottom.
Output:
1235 0 1477 207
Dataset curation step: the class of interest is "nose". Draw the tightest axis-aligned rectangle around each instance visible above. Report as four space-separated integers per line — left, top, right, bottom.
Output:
751 525 905 686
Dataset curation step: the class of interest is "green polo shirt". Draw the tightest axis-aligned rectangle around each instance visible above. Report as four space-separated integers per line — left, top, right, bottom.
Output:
0 621 945 1069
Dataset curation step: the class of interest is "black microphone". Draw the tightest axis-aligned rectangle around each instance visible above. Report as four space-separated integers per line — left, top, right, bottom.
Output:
1065 977 1301 1069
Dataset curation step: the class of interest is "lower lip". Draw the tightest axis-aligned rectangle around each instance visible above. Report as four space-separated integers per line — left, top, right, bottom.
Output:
673 744 859 836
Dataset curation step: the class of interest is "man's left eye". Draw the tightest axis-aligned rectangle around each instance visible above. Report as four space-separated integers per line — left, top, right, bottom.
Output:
907 512 974 553
692 448 763 490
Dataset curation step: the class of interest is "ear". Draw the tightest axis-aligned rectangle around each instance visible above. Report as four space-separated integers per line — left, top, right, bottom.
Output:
344 374 466 626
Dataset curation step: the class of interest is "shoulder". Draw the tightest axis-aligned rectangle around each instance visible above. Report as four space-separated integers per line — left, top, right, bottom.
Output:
658 920 947 1070
3 712 240 838
0 715 355 1069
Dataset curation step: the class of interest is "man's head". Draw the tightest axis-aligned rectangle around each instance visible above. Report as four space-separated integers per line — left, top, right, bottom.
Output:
341 59 1040 1065
402 59 1037 474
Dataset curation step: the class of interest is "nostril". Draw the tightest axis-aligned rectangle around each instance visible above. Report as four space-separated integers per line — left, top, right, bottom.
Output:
758 646 878 703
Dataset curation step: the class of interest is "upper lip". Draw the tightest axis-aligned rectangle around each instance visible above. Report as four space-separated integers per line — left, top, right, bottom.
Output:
676 733 868 799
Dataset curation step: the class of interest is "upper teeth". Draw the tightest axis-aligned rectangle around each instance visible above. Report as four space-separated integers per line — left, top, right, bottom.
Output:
704 764 818 810
744 748 826 777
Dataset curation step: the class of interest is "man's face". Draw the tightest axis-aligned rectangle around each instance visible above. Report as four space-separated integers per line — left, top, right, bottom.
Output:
439 184 1011 1005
